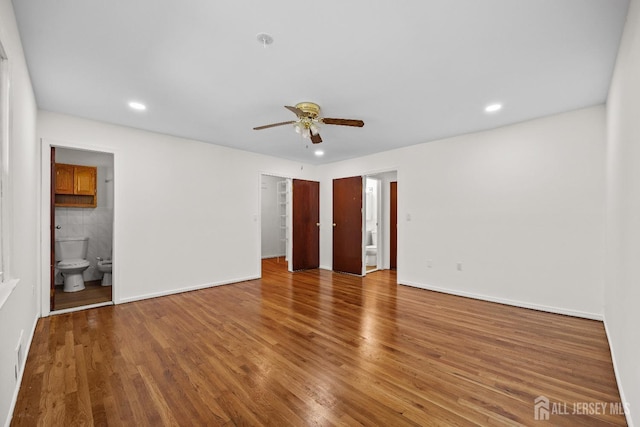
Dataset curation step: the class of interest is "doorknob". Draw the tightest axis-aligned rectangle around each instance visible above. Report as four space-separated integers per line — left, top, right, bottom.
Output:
333 223 337 227
316 223 320 227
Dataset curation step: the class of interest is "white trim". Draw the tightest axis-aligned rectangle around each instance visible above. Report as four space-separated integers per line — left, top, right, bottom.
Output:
50 301 113 315
0 277 17 309
399 279 603 320
319 265 332 271
603 317 634 427
0 42 13 286
118 275 260 304
5 311 38 427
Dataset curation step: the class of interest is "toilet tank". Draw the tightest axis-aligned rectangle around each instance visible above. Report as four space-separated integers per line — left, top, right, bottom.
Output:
370 229 377 246
55 237 89 261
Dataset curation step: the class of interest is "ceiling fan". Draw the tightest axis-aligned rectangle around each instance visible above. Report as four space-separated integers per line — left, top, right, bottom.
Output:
253 102 364 144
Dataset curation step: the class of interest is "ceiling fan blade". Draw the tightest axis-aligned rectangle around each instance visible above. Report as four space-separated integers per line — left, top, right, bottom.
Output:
322 118 365 127
285 105 305 117
311 133 322 144
253 120 296 130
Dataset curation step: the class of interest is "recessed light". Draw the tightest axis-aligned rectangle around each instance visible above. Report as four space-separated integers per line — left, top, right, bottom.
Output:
485 103 503 113
128 101 147 111
314 150 324 157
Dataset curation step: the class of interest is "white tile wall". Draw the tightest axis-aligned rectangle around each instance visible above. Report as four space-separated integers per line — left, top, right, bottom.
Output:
54 207 113 283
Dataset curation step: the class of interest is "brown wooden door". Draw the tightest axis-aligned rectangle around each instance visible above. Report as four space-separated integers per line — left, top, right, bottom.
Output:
50 148 56 311
292 179 320 270
333 176 363 275
390 181 397 269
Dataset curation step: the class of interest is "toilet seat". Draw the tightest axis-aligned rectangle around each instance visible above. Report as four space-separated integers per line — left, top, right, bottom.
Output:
58 259 90 269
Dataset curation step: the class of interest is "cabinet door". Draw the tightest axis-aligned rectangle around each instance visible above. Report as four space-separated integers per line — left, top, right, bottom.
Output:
74 166 96 195
54 164 74 194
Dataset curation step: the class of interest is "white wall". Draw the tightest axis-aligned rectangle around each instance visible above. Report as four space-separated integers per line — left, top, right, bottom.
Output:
318 106 606 318
260 174 286 258
0 1 40 425
38 111 318 306
605 0 640 423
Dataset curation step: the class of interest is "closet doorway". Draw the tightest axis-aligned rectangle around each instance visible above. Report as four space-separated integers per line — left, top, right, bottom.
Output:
260 175 290 268
260 175 320 273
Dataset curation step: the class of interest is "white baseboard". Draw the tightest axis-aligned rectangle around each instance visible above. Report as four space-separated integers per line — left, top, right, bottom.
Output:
398 279 603 320
118 275 260 304
50 301 114 315
319 265 332 271
603 317 634 427
6 311 39 427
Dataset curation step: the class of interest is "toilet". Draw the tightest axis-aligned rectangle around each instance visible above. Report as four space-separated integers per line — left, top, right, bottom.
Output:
366 229 377 266
97 258 112 286
55 237 90 292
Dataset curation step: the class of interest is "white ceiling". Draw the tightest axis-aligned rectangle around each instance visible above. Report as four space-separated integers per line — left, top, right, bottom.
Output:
12 0 629 164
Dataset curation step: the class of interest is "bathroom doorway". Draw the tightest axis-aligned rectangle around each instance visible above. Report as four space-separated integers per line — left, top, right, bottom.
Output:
364 171 398 275
50 146 114 312
364 177 381 273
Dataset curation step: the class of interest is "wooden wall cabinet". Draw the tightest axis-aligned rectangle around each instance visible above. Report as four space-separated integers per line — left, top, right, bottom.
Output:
55 163 97 208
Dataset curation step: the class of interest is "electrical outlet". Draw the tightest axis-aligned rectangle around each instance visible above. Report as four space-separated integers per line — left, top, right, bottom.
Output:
457 262 463 271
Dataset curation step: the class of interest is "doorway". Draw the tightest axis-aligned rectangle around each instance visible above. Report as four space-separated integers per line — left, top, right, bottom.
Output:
364 171 397 275
260 175 290 268
364 177 381 273
50 146 114 312
260 175 320 273
332 171 397 276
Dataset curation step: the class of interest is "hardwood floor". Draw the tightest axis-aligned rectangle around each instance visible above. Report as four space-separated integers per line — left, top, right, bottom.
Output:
12 259 625 426
54 280 112 311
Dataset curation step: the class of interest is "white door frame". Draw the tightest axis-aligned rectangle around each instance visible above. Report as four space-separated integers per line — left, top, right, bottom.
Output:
40 138 118 316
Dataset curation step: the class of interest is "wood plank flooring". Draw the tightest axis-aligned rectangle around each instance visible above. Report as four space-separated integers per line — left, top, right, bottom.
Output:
54 281 112 311
12 259 626 426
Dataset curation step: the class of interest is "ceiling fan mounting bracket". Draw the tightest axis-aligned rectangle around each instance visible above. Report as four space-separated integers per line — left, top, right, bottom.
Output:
295 102 321 118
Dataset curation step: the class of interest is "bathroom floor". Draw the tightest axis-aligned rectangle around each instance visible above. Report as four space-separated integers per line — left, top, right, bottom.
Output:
54 280 112 311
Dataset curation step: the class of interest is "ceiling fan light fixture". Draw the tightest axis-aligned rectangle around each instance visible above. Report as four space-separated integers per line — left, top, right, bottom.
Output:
253 102 364 145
